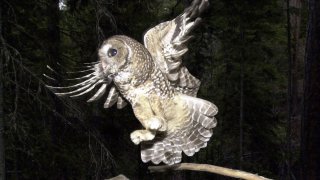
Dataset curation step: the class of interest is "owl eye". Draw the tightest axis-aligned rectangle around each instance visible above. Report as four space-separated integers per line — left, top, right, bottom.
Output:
108 48 118 57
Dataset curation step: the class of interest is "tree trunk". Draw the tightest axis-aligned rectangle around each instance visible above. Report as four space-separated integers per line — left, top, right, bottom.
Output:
286 0 293 178
287 0 303 178
301 0 320 179
0 2 6 179
289 0 303 127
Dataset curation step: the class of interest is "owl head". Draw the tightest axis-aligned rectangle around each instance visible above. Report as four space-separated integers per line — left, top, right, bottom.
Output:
98 35 154 86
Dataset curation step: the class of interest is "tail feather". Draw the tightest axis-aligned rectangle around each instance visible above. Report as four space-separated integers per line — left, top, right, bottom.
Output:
140 95 218 165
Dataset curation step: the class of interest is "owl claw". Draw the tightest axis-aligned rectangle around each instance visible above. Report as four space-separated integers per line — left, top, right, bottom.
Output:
130 133 142 145
130 130 156 145
147 117 167 132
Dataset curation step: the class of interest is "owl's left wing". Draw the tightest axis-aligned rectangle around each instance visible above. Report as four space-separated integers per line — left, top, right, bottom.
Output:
143 0 209 96
44 62 127 109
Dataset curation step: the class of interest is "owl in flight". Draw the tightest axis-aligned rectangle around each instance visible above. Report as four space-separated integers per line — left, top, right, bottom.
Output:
46 0 217 165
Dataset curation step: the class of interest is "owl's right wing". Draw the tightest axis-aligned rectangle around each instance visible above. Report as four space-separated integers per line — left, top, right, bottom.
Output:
44 62 127 109
143 0 209 96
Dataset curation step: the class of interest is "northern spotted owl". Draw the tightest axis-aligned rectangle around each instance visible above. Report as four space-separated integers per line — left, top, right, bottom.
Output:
46 0 217 165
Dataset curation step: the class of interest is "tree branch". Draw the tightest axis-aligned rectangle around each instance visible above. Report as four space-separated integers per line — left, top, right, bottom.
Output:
148 163 272 180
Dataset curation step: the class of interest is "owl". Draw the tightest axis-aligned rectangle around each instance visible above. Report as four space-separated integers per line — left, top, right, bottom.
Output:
46 0 217 165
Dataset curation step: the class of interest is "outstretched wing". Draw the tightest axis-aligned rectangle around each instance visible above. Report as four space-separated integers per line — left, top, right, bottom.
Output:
140 95 218 165
143 0 209 97
44 62 127 109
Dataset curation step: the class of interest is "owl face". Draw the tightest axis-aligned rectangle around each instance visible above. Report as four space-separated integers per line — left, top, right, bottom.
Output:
98 37 131 76
98 35 154 87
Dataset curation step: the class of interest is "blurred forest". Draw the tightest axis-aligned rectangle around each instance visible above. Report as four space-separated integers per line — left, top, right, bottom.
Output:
0 0 319 179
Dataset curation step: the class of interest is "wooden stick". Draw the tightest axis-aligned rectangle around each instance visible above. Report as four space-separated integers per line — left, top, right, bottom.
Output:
148 163 273 180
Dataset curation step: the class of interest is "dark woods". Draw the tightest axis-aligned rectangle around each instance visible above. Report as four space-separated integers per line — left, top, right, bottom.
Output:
0 0 319 179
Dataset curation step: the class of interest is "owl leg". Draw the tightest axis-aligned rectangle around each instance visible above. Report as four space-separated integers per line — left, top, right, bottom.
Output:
130 129 156 145
132 95 167 132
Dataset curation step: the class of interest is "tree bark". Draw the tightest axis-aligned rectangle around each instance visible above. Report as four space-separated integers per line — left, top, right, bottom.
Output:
289 0 303 126
286 0 293 178
301 0 320 179
286 0 303 179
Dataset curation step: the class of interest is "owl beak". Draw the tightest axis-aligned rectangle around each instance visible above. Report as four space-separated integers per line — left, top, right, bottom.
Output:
100 62 113 82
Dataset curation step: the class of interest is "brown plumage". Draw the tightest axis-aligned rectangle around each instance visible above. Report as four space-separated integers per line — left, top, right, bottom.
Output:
45 0 217 165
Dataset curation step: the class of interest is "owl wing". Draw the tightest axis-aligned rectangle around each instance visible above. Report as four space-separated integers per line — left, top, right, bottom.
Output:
140 95 218 165
44 62 127 109
143 0 209 96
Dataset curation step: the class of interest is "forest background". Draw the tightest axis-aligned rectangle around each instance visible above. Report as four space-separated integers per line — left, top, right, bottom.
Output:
1 0 319 179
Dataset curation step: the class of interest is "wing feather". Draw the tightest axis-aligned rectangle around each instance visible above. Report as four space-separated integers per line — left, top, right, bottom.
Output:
45 62 126 109
143 0 209 96
117 96 128 109
140 94 217 165
104 86 119 108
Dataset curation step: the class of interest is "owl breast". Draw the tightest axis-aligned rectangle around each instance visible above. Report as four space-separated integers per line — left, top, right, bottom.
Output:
124 81 154 104
113 60 174 103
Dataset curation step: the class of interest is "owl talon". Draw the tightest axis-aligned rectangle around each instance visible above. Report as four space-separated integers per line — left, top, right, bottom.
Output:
130 130 156 145
130 134 141 145
147 117 167 132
